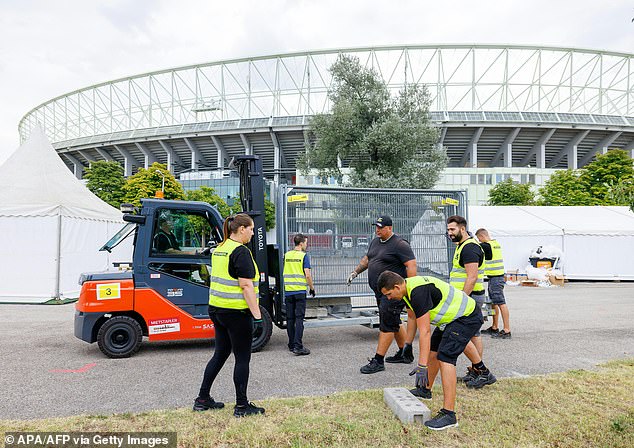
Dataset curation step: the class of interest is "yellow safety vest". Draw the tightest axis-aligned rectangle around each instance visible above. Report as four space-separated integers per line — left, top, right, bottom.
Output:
209 238 259 310
403 276 475 326
485 239 505 277
450 238 485 293
283 249 307 293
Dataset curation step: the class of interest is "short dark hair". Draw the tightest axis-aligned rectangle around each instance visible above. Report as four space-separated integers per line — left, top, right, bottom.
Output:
447 215 467 227
294 233 307 246
475 228 488 236
377 271 405 291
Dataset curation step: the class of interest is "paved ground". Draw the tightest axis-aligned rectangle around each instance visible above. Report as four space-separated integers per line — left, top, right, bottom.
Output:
1 283 632 420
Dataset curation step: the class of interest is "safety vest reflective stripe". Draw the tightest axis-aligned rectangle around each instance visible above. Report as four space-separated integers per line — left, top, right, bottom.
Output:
450 238 485 293
283 250 307 292
209 239 259 309
404 276 475 326
485 240 505 276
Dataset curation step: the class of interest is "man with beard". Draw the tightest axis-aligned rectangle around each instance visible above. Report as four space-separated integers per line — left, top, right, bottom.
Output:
445 215 496 389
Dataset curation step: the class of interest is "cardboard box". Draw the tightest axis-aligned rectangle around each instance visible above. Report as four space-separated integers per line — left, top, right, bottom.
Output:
504 270 519 282
548 273 565 287
521 280 538 287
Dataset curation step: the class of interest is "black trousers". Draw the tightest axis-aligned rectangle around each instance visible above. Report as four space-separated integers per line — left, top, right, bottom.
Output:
198 307 253 405
286 293 307 350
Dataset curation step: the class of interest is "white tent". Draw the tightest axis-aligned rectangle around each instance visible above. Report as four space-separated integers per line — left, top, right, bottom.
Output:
470 206 634 280
0 128 128 303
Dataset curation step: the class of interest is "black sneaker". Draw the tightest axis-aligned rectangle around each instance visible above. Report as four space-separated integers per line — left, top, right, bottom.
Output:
233 402 265 417
360 357 385 374
385 348 405 363
193 396 224 411
402 345 414 363
292 347 311 356
460 366 477 382
424 409 458 430
481 326 499 334
492 330 511 339
466 369 497 389
410 387 432 400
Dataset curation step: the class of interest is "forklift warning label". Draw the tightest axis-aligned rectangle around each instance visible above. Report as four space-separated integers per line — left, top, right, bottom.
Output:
167 288 183 297
96 283 121 300
148 318 180 335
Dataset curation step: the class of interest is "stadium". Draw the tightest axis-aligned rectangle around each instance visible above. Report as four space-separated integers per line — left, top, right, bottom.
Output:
18 45 634 204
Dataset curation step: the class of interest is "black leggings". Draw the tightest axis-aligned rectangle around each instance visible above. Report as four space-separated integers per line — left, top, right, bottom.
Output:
198 308 253 405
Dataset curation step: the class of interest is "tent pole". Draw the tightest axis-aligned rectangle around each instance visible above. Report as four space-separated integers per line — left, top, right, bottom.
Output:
54 212 62 299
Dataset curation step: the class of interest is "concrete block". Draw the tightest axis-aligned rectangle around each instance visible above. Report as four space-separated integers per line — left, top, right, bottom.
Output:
383 387 431 424
316 297 352 306
304 307 328 318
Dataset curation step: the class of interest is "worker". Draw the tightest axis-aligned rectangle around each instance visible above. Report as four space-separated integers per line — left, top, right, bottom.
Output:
475 228 511 338
193 213 265 417
283 233 316 355
153 216 181 253
378 270 493 430
347 215 418 374
446 215 497 389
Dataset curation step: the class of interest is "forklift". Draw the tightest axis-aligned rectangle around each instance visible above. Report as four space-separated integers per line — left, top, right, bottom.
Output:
74 155 279 358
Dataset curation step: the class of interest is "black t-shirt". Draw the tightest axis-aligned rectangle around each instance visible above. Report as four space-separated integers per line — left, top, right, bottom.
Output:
154 230 180 252
458 240 484 267
480 241 493 260
408 283 443 318
228 245 257 280
408 283 480 322
458 240 484 295
366 234 415 292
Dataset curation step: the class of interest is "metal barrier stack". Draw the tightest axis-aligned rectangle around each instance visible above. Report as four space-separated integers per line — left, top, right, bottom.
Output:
276 185 467 308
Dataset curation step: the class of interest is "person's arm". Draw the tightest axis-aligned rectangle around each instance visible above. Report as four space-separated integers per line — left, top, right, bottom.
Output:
238 278 261 319
354 255 369 275
404 259 417 278
304 268 315 290
416 313 432 367
463 262 479 295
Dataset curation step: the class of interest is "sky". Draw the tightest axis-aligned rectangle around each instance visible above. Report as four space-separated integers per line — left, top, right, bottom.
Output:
0 0 632 163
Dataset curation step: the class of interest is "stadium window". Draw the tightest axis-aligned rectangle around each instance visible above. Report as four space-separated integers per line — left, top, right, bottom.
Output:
495 174 504 184
485 174 493 185
478 174 485 184
470 174 477 185
521 174 528 184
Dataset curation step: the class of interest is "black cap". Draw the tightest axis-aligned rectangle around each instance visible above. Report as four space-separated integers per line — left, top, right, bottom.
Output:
374 215 393 228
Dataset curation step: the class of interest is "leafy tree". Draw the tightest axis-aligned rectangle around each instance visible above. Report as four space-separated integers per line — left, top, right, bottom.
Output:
538 170 597 206
605 178 634 211
230 197 276 231
487 178 535 205
299 55 446 189
579 149 634 202
121 163 185 206
186 186 232 217
84 161 125 208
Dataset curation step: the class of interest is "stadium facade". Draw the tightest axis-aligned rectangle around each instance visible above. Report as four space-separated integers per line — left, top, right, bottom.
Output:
18 45 634 204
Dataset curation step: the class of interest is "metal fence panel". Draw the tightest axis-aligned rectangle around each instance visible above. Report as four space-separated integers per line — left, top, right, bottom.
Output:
276 185 467 305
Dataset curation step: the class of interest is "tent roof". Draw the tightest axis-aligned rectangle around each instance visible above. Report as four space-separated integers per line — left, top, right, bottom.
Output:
0 127 122 221
470 206 634 237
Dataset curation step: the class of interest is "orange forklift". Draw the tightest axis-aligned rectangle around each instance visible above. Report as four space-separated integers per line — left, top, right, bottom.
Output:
74 156 278 358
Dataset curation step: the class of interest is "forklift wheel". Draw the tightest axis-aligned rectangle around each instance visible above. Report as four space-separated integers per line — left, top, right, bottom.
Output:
97 316 143 358
251 306 272 353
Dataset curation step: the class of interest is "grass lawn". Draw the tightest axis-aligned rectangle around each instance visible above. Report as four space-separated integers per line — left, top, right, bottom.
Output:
2 359 633 447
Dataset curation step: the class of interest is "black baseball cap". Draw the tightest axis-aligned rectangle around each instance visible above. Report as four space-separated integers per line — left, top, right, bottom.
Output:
374 215 393 228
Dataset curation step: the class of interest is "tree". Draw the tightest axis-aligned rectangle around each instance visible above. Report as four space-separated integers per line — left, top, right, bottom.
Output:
538 170 597 206
84 161 125 208
121 163 185 206
299 55 446 189
605 177 634 211
186 186 232 217
229 198 276 231
579 149 634 202
487 179 535 205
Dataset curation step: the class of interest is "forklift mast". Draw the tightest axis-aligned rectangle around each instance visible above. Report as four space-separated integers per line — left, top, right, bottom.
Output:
233 155 273 313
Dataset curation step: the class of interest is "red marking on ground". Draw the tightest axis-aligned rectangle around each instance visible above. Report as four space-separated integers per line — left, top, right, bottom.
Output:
49 363 97 373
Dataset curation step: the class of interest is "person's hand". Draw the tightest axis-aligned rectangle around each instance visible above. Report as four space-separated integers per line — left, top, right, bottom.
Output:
409 364 429 389
252 318 263 337
309 288 316 298
347 271 358 285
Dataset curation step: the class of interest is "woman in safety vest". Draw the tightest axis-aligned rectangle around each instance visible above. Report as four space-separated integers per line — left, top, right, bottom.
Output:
193 213 265 417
